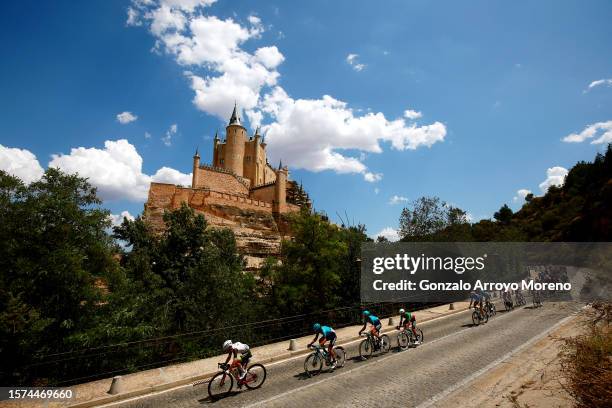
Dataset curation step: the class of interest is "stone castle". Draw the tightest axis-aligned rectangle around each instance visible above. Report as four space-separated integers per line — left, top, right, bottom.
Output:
143 105 309 270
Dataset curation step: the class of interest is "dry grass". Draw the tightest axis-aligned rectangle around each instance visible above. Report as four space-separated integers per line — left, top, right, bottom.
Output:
559 302 612 408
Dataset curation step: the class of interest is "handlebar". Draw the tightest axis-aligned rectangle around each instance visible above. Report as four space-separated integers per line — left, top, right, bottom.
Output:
218 362 230 370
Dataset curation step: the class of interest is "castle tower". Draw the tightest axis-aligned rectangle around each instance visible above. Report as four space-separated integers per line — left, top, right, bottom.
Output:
273 160 288 213
224 103 247 177
191 147 200 188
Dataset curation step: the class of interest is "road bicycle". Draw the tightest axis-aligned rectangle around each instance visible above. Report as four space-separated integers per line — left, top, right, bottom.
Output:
502 294 514 311
396 325 424 350
484 301 496 318
471 306 489 326
515 291 526 306
359 331 390 359
206 361 266 400
303 343 346 377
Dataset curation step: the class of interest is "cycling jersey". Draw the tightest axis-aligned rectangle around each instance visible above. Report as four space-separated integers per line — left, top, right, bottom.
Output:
470 293 482 302
320 325 336 340
233 342 250 354
367 315 381 327
482 291 491 301
401 312 414 323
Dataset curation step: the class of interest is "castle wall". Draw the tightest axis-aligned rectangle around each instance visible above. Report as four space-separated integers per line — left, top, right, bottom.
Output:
193 167 250 196
263 163 276 184
144 182 282 271
250 182 276 203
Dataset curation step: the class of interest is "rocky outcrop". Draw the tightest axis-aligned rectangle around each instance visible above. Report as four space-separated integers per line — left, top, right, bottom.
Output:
143 183 292 271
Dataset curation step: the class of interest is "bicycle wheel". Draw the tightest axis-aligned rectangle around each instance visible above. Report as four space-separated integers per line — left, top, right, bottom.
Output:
416 328 424 343
380 335 391 353
490 304 496 316
359 339 373 359
304 353 323 377
333 347 346 368
397 332 409 349
208 372 233 400
482 310 489 323
244 364 266 389
472 310 480 326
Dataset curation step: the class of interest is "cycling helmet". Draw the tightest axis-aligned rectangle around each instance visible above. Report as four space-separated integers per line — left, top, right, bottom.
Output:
362 310 371 317
222 340 233 352
312 323 321 332
399 308 405 314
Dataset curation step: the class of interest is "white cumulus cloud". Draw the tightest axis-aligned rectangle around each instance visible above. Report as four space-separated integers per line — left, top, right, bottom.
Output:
346 53 365 72
389 195 409 205
162 123 178 146
0 144 45 184
584 79 612 93
364 172 383 183
374 227 400 242
108 210 135 227
513 188 532 202
152 166 192 185
539 167 568 193
49 139 191 202
129 1 447 182
403 109 423 120
116 111 138 124
562 121 612 145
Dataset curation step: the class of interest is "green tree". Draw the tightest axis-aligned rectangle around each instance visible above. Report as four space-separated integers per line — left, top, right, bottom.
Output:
493 204 513 225
263 209 349 315
0 169 118 384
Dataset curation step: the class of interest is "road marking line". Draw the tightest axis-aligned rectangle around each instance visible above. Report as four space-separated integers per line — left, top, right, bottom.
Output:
415 312 576 408
242 307 520 408
96 307 475 407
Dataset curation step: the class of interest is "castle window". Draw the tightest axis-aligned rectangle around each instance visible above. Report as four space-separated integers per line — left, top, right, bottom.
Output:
220 159 224 164
246 156 251 162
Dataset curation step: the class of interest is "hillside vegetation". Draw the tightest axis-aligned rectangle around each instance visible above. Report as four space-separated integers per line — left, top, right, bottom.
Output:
396 144 612 242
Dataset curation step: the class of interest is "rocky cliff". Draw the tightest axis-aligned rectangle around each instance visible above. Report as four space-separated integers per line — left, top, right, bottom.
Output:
143 183 294 271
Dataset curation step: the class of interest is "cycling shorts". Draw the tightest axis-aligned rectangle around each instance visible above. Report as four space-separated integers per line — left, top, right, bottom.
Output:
235 350 252 365
319 332 337 347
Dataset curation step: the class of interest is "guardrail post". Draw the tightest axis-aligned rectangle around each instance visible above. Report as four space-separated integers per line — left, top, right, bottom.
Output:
288 339 297 351
388 317 394 326
108 376 124 395
449 303 455 310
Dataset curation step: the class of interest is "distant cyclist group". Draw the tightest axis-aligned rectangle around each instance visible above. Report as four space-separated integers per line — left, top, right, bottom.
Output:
207 287 542 399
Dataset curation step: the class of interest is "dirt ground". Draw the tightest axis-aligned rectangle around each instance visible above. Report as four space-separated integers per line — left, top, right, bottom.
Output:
439 304 581 408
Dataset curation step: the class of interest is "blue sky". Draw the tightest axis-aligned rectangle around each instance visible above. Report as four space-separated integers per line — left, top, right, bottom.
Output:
1 0 611 239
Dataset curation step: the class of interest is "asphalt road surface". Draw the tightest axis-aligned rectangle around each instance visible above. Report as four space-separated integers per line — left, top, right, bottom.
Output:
109 301 581 408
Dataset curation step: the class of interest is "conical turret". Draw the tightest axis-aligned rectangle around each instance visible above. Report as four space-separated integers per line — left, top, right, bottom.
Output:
228 102 241 126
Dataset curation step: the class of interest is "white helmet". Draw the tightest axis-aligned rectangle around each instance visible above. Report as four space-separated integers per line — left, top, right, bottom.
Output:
399 308 405 314
223 340 233 352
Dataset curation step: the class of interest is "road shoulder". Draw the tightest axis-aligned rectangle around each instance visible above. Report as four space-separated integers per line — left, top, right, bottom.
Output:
434 304 580 408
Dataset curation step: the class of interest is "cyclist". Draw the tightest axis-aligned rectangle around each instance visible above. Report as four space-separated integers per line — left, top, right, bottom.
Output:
469 291 484 317
502 290 514 309
515 288 524 305
307 323 337 369
359 310 382 345
396 308 419 344
222 340 252 385
479 289 493 314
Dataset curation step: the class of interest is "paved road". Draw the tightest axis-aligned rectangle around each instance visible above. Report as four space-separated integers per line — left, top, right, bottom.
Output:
110 301 580 408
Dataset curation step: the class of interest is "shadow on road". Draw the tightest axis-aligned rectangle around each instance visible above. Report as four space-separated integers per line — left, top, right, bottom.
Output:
198 390 241 404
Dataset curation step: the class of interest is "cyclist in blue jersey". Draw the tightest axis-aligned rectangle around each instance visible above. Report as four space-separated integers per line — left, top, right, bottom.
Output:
308 323 337 368
359 310 382 343
469 291 484 315
478 289 493 315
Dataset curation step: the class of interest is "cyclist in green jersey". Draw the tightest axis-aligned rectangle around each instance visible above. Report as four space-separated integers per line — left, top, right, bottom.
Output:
396 308 419 344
